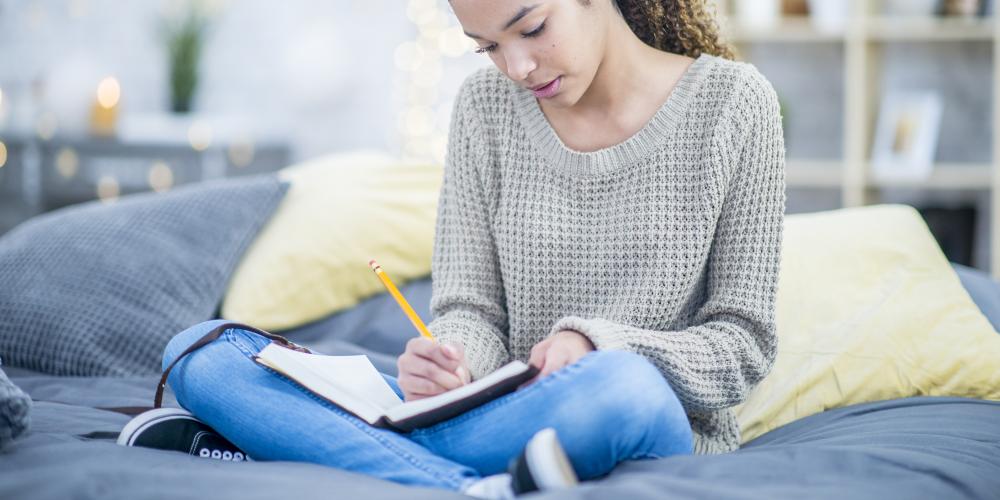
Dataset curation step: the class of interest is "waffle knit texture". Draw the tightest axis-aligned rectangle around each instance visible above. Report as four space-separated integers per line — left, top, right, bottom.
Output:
428 54 786 454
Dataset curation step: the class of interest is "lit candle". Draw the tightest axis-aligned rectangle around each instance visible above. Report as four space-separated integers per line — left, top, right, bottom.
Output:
90 76 120 137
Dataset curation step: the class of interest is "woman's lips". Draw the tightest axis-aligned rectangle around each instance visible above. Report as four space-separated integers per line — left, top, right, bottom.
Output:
531 76 561 98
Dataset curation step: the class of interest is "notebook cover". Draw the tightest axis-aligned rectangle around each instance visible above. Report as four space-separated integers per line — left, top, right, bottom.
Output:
381 364 540 432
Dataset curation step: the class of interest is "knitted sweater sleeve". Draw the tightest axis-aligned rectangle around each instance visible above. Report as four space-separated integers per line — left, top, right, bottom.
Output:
549 67 786 412
426 81 512 380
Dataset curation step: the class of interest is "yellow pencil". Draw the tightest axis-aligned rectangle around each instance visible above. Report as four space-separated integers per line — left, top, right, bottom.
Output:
369 259 436 341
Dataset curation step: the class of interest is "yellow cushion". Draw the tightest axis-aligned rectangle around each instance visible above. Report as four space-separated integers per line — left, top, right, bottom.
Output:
221 151 443 331
735 204 1000 443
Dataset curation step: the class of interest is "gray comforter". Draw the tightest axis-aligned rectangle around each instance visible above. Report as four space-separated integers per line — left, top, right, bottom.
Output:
3 270 1000 499
3 369 999 499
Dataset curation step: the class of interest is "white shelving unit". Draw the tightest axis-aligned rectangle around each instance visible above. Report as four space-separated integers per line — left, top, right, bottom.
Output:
722 0 999 278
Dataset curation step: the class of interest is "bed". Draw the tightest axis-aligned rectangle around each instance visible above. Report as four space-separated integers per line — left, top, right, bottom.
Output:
2 170 1000 499
2 265 1000 500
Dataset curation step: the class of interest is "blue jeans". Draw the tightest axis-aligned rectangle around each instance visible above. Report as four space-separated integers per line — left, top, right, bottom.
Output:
162 319 693 491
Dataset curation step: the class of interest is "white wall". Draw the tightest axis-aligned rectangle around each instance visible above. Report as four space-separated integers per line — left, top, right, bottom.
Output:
0 0 491 163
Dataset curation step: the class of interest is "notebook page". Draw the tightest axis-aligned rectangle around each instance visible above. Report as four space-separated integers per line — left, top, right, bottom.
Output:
255 344 401 423
384 361 530 422
293 352 403 411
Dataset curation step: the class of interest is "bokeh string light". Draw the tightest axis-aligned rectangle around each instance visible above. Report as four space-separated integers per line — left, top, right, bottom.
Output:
148 161 174 192
187 120 213 151
398 0 475 164
96 175 120 203
56 147 79 179
227 136 256 168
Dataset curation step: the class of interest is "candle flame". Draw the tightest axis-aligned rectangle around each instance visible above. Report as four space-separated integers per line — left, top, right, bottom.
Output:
97 77 121 108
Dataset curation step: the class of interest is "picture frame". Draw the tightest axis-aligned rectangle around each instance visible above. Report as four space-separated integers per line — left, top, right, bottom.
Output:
871 91 943 182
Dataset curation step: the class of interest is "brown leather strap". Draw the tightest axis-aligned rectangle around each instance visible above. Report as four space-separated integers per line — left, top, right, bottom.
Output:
75 322 310 418
152 321 312 409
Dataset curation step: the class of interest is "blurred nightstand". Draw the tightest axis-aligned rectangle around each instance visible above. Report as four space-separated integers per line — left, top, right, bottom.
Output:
36 135 290 210
0 133 291 234
0 137 38 235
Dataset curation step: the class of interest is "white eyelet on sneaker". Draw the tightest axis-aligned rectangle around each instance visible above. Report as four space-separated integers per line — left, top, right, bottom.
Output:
198 447 250 461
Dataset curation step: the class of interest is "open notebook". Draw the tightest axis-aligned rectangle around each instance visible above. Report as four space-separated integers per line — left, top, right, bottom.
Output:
252 343 538 432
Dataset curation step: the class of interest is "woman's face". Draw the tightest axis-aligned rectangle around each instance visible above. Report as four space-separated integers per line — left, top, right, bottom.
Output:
449 0 608 108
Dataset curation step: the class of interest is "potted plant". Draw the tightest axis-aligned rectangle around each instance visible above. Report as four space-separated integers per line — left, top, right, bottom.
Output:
163 3 211 113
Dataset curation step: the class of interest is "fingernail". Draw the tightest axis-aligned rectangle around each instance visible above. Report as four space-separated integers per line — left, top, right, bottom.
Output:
442 344 457 358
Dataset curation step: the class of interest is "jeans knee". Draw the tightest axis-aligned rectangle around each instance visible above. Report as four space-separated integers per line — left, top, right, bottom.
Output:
594 352 672 409
162 319 232 372
588 351 665 392
587 350 693 454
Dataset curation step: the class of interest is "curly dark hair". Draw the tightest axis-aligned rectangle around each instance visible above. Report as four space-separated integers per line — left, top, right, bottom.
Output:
583 0 736 60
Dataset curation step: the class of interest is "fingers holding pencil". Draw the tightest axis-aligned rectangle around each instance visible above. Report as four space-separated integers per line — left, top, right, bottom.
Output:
369 258 471 400
442 342 472 384
398 337 471 401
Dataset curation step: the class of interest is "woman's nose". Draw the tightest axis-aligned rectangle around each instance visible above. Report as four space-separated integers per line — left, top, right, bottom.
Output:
504 48 537 83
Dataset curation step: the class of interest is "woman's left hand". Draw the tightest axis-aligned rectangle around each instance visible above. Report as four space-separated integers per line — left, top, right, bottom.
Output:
523 330 596 386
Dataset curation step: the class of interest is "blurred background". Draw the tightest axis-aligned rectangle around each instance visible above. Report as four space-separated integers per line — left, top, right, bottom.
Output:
0 0 996 277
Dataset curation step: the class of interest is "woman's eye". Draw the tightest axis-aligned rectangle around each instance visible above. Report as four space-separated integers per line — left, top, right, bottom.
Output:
523 22 545 38
473 22 546 55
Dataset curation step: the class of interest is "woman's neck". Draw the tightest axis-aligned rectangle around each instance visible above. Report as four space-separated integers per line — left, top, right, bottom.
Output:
546 18 688 120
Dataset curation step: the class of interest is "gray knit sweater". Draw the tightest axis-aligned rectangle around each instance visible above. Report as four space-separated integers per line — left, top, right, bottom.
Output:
427 54 786 455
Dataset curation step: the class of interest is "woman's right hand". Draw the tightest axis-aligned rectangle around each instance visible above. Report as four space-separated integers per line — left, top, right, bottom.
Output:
397 337 471 401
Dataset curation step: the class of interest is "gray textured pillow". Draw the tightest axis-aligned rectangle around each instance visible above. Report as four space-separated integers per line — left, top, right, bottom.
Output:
0 175 288 376
0 357 30 450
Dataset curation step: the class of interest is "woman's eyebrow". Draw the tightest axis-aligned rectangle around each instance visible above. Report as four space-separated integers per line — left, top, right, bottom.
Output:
463 4 540 40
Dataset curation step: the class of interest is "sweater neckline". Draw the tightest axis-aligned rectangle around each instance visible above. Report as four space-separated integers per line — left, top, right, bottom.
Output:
513 53 715 177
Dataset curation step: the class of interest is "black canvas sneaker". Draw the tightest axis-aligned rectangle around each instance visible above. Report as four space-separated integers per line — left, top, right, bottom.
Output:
117 407 252 462
465 428 579 499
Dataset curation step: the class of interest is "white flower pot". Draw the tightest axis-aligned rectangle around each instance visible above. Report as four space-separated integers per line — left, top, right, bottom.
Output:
736 0 782 29
807 0 850 34
884 0 939 16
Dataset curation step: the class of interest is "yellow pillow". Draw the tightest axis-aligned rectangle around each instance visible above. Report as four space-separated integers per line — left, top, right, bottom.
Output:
221 151 443 331
735 204 1000 443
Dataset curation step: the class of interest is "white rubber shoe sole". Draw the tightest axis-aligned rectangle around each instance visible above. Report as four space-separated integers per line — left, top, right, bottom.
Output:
524 428 579 490
117 407 198 446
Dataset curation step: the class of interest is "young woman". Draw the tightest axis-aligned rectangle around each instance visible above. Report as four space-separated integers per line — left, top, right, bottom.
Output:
146 0 785 498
